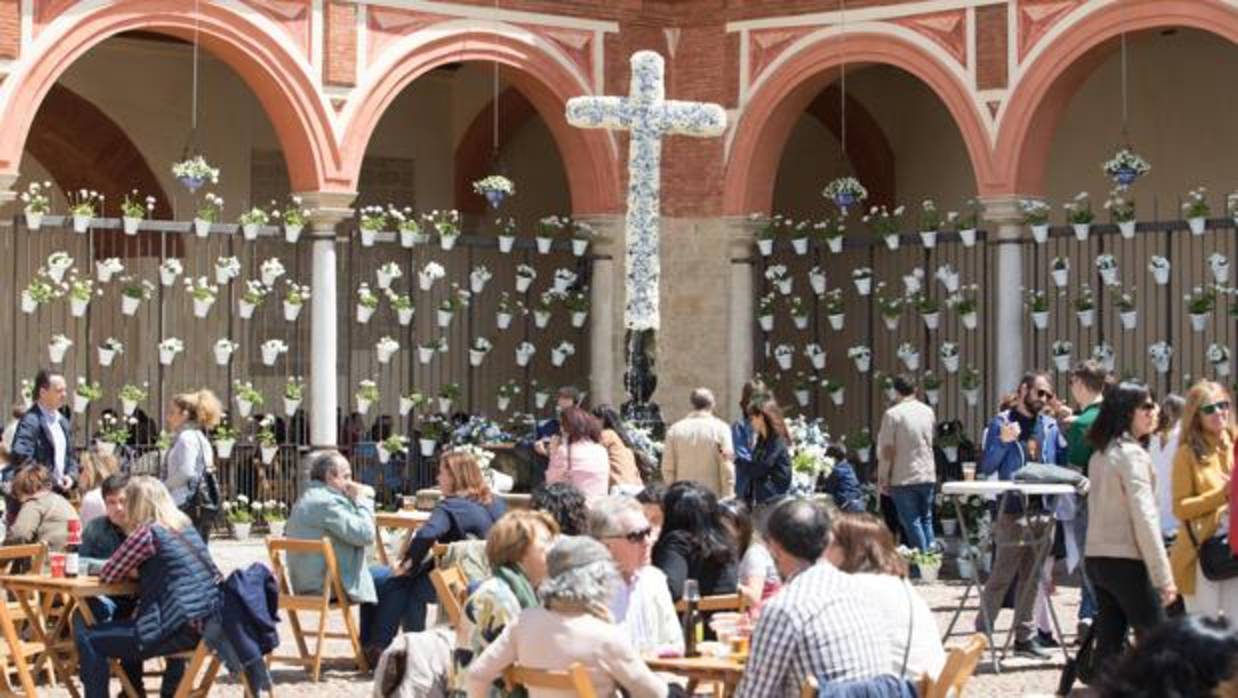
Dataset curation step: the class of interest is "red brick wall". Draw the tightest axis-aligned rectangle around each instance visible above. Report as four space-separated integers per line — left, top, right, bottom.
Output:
976 4 1007 89
325 0 356 86
0 0 20 59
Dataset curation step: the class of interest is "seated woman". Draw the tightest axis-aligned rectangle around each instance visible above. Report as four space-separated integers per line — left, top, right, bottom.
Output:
4 463 78 551
591 405 645 495
826 512 946 681
75 476 220 698
652 481 738 601
531 482 589 536
545 407 610 500
718 499 779 609
78 450 120 525
819 445 866 513
367 450 506 656
466 536 668 698
454 510 559 695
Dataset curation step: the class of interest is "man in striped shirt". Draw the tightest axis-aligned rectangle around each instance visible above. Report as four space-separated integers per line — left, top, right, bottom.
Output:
735 498 891 697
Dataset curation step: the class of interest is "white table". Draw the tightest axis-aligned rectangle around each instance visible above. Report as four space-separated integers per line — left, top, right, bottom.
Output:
940 480 1077 671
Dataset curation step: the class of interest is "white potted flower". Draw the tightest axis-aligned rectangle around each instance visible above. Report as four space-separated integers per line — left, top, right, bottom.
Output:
159 258 183 287
437 384 461 414
283 282 310 322
120 190 155 236
96 257 124 284
1092 342 1115 372
515 341 536 367
73 381 102 415
823 379 844 407
552 268 578 295
1185 287 1215 332
1095 254 1119 287
238 205 271 241
439 288 470 328
496 293 523 330
788 296 810 331
534 386 552 409
418 418 443 458
922 373 942 406
765 265 791 296
515 264 537 293
961 368 981 408
283 377 304 416
358 205 387 247
902 268 925 296
757 293 776 332
470 265 493 294
824 289 844 330
20 181 52 230
46 251 73 284
259 257 286 287
67 190 103 234
789 220 810 255
276 196 311 243
533 291 557 329
940 342 961 373
256 417 279 465
804 343 825 370
98 337 123 367
392 207 423 248
793 373 815 407
537 215 566 254
957 200 981 247
212 422 238 459
21 276 60 315
848 345 871 373
947 285 980 330
431 209 461 251
551 341 576 367
1025 288 1049 330
852 267 873 296
1020 198 1051 243
1148 341 1173 374
896 342 921 371
214 338 238 366
752 216 776 257
1113 286 1137 331
1105 189 1136 239
239 280 268 319
1075 285 1096 328
119 277 153 316
496 382 521 412
172 154 220 192
356 283 379 323
194 192 224 238
815 217 846 254
48 334 73 364
1148 256 1171 286
399 391 426 417
184 276 220 318
1208 343 1231 378
847 429 874 463
376 261 402 290
67 276 97 318
918 199 942 248
572 222 594 257
1050 257 1070 288
375 336 400 364
863 204 905 250
387 289 413 326
157 337 184 366
566 291 590 328
1182 187 1210 235
1052 340 1074 372
118 383 148 417
419 338 445 365
378 434 408 465
496 217 517 253
214 256 241 285
260 338 288 366
808 266 827 296
876 285 904 331
96 412 132 457
470 337 493 367
914 294 940 331
1209 253 1230 285
934 264 960 294
773 344 795 371
1103 147 1150 188
1229 193 1238 228
419 261 445 291
1064 191 1094 241
355 380 379 415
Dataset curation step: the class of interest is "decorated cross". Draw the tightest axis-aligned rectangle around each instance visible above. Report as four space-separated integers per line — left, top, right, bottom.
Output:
566 51 727 332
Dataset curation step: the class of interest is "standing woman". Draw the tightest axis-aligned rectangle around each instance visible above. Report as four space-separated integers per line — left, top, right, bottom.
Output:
1148 394 1186 543
731 379 767 508
1171 381 1237 617
741 399 791 507
1083 382 1175 673
544 407 610 499
161 390 222 541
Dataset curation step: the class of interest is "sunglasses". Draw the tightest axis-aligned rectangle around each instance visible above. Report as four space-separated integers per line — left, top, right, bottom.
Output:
1035 389 1055 400
1201 401 1232 416
609 526 653 544
1138 402 1158 412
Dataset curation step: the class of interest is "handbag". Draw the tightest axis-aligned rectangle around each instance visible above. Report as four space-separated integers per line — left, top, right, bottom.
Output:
1185 524 1238 581
181 433 221 529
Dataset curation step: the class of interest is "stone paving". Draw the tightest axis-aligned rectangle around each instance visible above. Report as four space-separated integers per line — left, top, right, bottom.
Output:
28 538 1089 697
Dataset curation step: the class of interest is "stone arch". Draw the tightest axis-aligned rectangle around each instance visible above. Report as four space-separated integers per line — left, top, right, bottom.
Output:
0 0 344 193
804 85 896 208
994 0 1238 195
341 26 621 215
454 88 539 214
723 29 994 215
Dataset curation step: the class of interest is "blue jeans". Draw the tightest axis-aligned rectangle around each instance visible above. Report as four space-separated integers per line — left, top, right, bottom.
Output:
360 565 438 651
75 619 188 698
889 482 936 551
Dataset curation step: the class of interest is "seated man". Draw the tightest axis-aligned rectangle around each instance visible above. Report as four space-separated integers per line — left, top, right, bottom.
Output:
588 495 683 656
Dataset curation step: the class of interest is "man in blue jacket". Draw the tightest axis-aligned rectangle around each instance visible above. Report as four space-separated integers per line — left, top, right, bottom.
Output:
976 371 1065 659
10 369 78 490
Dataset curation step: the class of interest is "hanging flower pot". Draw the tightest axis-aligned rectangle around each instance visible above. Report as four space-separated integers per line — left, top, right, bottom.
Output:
1188 217 1207 235
756 239 773 256
1030 224 1049 244
901 352 921 371
377 346 396 364
1054 354 1072 372
572 238 590 257
284 225 303 244
214 439 235 459
399 397 415 416
418 346 435 364
438 309 454 329
856 446 871 463
853 356 871 373
1032 311 1049 330
469 349 486 367
963 388 979 407
827 237 844 254
1120 310 1137 330
284 397 301 417
398 307 414 326
376 270 396 290
882 315 899 332
97 266 118 284
20 292 37 315
775 353 792 371
122 217 141 236
122 399 138 417
356 397 372 415
1118 221 1136 239
515 350 533 368
236 398 253 418
571 311 588 328
241 223 261 241
48 342 69 364
1191 313 1209 332
497 312 513 330
25 211 43 231
193 298 213 319
551 349 568 367
791 237 809 255
440 235 458 252
1112 166 1140 188
72 215 91 234
854 278 872 296
534 392 551 409
399 229 416 248
438 397 453 414
1077 308 1095 328
536 236 553 254
961 311 978 330
919 231 937 248
484 189 507 209
534 310 550 329
1098 268 1119 287
926 389 940 406
70 297 89 318
419 439 437 457
98 347 116 367
159 347 178 366
922 312 940 331
1153 355 1171 374
73 393 90 414
498 235 516 253
1215 361 1231 378
942 355 960 373
261 346 282 366
794 389 810 407
121 296 141 316
792 314 809 331
776 279 792 296
884 234 900 251
810 275 826 297
283 302 303 322
497 396 511 412
758 315 773 332
828 314 844 331
214 346 233 366
356 305 375 324
959 228 977 247
377 445 393 465
239 301 256 319
360 228 377 247
1072 223 1091 241
261 445 279 465
829 389 844 407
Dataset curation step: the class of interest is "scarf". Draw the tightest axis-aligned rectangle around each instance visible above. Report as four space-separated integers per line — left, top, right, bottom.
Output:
495 564 539 610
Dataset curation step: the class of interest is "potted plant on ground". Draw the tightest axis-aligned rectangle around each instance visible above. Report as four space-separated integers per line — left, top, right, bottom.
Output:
355 380 379 415
226 496 254 539
20 181 52 230
97 412 132 457
73 381 101 414
283 377 304 417
1025 288 1049 330
233 380 263 418
358 205 387 247
119 383 148 417
378 434 409 465
1113 286 1137 331
1063 191 1094 241
904 548 943 583
1020 198 1051 243
863 204 905 250
67 189 103 234
1105 189 1136 238
263 501 288 537
1182 187 1210 235
1185 286 1216 332
212 420 238 459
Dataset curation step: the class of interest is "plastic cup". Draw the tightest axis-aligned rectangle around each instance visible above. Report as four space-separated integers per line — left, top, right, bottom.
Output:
962 462 976 481
49 553 66 578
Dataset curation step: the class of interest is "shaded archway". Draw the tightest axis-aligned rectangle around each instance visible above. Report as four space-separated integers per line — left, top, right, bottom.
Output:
724 30 994 215
804 85 896 208
454 88 538 214
0 0 343 192
994 0 1238 194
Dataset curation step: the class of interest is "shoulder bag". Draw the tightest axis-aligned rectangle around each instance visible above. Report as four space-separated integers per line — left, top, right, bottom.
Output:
181 432 221 531
1185 523 1238 581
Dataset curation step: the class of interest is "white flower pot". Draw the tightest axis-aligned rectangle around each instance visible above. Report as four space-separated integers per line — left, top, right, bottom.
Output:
809 352 825 370
1099 355 1115 372
261 445 278 464
1072 223 1090 241
284 224 302 243
902 353 921 371
1154 357 1171 374
498 235 515 253
1152 268 1170 285
233 522 252 540
236 398 253 418
1054 355 1072 372
376 270 395 290
242 223 261 241
393 229 412 248
854 278 872 296
214 268 232 285
376 346 396 364
356 397 372 415
756 239 773 256
438 398 452 414
884 234 900 251
469 278 488 295
516 276 533 293
70 297 88 317
122 217 141 236
496 312 513 330
97 266 117 283
48 266 68 284
572 239 590 256
192 218 212 238
795 390 810 407
416 273 434 292
397 307 413 326
193 298 213 318
920 231 937 248
918 565 941 584
440 235 458 251
1051 269 1069 287
534 311 550 329
261 270 282 287
940 275 960 293
261 346 281 366
776 279 792 295
1077 308 1095 328
926 389 940 406
793 315 809 331
1191 313 1209 332
535 393 550 409
1099 268 1118 286
360 228 377 247
536 237 553 254
284 397 301 417
25 210 43 230
829 389 844 406
268 521 285 538
437 309 454 328
158 268 177 287
48 344 68 364
377 446 392 464
215 439 235 459
883 315 900 331
775 354 792 371
419 439 436 457
857 447 871 463
159 348 177 366
1118 220 1136 239
1215 361 1231 378
959 228 977 247
922 312 940 331
398 397 415 417
121 398 137 417
943 355 960 373
73 394 89 414
121 296 141 316
516 351 533 367
1030 224 1049 244
214 346 233 366
810 276 827 297
284 302 302 322
759 315 773 332
1032 311 1048 330
21 292 37 314
1120 310 1137 331
1212 264 1231 285
72 214 91 234
239 301 256 319
497 396 511 412
791 238 809 255
828 314 844 331
853 356 871 373
571 311 588 328
418 347 435 365
963 388 979 407
553 278 573 295
98 347 116 367
357 305 374 324
551 349 568 367
827 236 844 253
961 311 978 331
1189 217 1207 235
469 349 486 367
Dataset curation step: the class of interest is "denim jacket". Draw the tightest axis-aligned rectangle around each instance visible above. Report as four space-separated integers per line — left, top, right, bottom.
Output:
285 481 377 604
980 410 1065 513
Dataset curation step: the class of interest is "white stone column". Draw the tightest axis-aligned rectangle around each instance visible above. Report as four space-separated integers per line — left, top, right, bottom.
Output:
982 196 1025 401
0 173 19 215
296 191 355 449
725 216 757 423
577 214 625 408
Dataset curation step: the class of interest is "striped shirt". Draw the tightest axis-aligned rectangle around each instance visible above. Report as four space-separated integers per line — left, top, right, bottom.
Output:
735 561 891 697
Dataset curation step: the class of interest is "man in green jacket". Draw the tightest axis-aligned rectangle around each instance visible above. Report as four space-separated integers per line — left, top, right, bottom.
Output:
1062 360 1109 641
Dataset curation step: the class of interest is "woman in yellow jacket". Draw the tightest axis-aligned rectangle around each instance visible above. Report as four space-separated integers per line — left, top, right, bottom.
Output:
1170 381 1237 617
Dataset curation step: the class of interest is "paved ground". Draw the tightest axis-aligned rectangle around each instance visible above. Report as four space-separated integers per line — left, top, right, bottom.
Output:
27 538 1089 697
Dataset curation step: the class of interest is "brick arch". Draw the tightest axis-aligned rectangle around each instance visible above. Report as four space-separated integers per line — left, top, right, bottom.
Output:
0 0 344 193
341 27 621 215
454 88 539 214
994 0 1238 195
803 85 896 208
724 31 993 215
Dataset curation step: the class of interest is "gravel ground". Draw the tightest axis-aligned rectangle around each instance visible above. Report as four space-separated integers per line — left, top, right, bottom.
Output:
26 538 1090 697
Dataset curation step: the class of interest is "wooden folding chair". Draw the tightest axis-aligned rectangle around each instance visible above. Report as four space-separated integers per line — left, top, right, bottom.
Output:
428 566 468 629
922 633 987 698
267 537 368 680
0 587 43 697
800 675 818 698
673 592 746 615
503 662 597 698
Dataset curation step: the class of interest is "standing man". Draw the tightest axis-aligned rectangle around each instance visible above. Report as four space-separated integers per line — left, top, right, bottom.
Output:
1062 360 1108 640
11 369 77 491
877 375 938 552
662 388 735 497
977 371 1066 658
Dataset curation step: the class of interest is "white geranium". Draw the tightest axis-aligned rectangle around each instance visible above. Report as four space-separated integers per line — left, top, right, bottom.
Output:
158 337 184 353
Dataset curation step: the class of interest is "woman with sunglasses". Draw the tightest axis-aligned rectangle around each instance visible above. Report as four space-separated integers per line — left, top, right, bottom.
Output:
1170 381 1237 617
1083 381 1174 674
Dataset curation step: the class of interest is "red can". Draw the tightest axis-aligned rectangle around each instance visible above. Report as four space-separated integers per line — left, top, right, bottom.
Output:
49 553 66 578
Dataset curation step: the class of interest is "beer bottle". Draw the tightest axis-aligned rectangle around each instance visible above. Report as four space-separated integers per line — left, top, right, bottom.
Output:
64 518 81 578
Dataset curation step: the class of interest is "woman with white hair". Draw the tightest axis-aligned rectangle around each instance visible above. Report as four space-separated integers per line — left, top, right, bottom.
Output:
466 536 668 698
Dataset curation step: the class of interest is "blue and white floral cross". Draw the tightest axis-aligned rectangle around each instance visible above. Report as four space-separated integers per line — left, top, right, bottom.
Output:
566 51 727 331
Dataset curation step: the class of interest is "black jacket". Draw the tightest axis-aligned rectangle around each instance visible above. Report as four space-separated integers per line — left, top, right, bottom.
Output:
742 436 791 506
653 530 738 602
